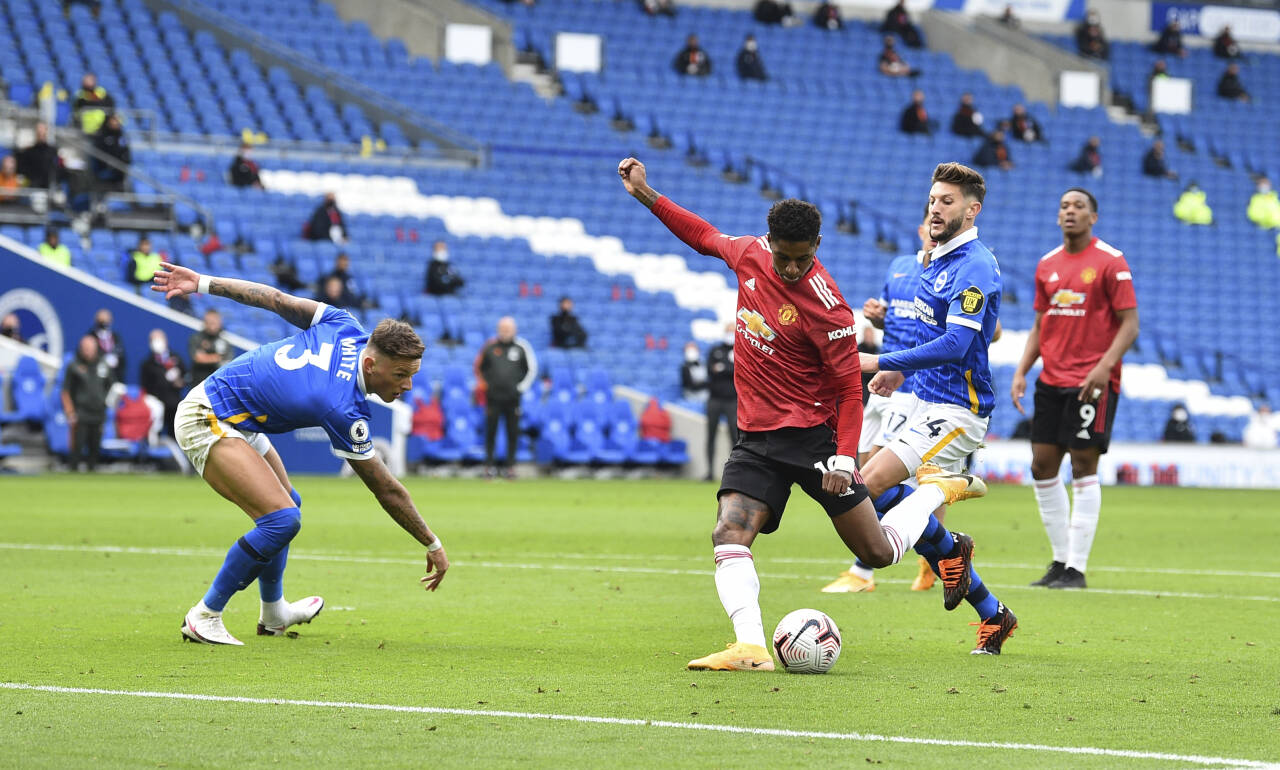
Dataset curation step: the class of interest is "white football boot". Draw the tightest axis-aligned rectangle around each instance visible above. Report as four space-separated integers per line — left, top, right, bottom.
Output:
257 596 325 636
181 603 244 646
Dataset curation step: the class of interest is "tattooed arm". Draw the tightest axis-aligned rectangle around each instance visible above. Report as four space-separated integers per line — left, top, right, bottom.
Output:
152 262 321 329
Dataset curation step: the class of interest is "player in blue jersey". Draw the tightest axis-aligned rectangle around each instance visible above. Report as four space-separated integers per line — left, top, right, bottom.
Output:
152 262 449 646
856 163 1018 654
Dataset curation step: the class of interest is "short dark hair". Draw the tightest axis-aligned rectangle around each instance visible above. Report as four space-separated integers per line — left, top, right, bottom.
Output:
932 162 986 204
370 318 425 360
767 199 822 244
1063 187 1098 213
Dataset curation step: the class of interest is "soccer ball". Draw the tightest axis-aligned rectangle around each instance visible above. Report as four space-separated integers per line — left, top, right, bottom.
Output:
772 608 842 674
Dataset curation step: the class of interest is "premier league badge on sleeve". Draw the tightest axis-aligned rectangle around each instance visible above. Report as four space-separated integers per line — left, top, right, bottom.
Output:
349 419 370 443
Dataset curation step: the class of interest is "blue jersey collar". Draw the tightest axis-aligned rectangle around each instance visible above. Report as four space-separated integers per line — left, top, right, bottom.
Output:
356 346 370 398
931 227 979 260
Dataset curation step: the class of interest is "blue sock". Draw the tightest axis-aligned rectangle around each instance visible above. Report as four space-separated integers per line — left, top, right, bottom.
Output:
873 484 912 513
202 507 301 612
259 490 302 603
913 541 1001 621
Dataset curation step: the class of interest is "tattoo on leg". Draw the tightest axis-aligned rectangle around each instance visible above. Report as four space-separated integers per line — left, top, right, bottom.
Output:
715 494 769 537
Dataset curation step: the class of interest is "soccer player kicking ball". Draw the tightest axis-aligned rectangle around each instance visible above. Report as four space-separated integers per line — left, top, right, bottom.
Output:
152 263 449 646
619 157 986 671
856 163 1018 655
1011 188 1138 590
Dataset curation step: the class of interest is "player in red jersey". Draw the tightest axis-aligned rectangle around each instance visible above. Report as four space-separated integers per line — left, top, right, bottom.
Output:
618 157 986 670
1011 188 1139 590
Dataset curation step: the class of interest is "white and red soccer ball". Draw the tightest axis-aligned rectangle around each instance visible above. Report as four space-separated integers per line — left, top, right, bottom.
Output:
772 608 842 674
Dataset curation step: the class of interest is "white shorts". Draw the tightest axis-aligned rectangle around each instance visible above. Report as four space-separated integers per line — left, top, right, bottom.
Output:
859 393 891 454
886 401 989 474
174 381 272 477
876 390 922 448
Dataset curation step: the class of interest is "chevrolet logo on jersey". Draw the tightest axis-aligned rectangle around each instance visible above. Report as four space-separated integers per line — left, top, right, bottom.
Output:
737 308 776 340
1051 289 1086 307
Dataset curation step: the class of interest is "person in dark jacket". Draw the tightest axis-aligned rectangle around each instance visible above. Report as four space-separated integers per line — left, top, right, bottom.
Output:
318 252 365 308
899 90 931 134
703 323 737 481
304 192 347 242
1218 63 1250 102
813 2 841 29
736 34 767 81
1070 135 1103 177
1075 9 1109 60
475 316 537 478
549 296 588 349
1008 104 1043 143
950 92 985 137
673 34 712 77
878 36 918 78
62 334 112 471
680 341 708 401
16 122 60 190
1163 404 1196 443
1142 140 1177 180
752 0 794 25
88 308 126 383
1152 19 1186 58
139 328 186 437
1213 26 1240 59
228 142 262 188
425 240 465 296
973 129 1012 170
91 113 130 191
188 309 233 384
880 0 921 47
72 72 115 134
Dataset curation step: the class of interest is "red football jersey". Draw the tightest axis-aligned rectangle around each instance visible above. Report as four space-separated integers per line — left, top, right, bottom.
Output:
1033 237 1138 390
652 197 864 458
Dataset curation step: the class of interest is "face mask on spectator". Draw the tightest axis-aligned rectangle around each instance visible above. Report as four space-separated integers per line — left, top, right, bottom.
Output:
685 346 699 362
151 338 168 355
433 248 449 262
723 332 735 346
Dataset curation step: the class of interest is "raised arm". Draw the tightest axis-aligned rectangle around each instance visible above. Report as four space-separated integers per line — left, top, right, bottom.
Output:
347 455 449 591
618 157 732 260
152 262 321 330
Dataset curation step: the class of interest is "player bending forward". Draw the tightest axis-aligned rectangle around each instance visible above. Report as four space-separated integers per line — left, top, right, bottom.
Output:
619 157 986 671
1011 188 1138 590
153 262 449 646
855 162 1018 654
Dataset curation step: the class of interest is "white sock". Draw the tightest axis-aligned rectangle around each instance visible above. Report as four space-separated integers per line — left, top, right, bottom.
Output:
1033 474 1070 563
849 563 874 580
713 544 766 648
879 485 945 565
260 598 288 622
195 599 217 616
1067 475 1101 573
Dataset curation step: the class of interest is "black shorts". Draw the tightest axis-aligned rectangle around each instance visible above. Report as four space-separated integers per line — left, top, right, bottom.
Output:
718 425 871 535
1031 377 1120 453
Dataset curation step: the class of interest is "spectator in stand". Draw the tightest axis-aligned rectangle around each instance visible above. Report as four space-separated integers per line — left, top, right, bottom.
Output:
1244 405 1277 450
38 228 71 267
673 34 712 77
91 113 130 192
881 1 922 47
1247 176 1280 230
0 156 20 203
681 340 708 402
879 36 919 78
639 397 672 441
813 2 842 30
62 334 112 471
319 252 365 308
424 239 465 296
1173 181 1213 225
72 73 115 135
1070 135 1103 177
270 254 307 292
188 308 233 384
316 274 356 309
736 34 767 82
898 89 932 134
1 313 23 342
1142 140 1177 180
973 129 1013 170
474 316 537 479
638 0 677 18
753 0 795 26
228 142 262 188
703 322 736 481
1152 19 1186 58
139 328 186 437
1075 9 1109 60
950 92 985 137
1162 403 1195 442
1008 104 1043 143
549 296 588 349
128 235 162 293
998 4 1020 29
304 192 348 243
1217 63 1250 103
89 308 125 383
1213 26 1241 59
16 122 59 191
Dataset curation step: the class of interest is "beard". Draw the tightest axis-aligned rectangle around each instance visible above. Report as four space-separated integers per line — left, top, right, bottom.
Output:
931 211 965 244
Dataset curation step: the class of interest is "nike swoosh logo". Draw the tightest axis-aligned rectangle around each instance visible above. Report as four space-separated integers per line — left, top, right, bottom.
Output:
750 661 769 668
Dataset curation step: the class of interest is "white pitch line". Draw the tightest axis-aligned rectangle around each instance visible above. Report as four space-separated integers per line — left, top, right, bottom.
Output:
0 683 1274 768
2 543 1277 603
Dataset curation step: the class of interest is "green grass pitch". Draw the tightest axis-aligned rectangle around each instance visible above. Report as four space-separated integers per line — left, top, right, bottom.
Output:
0 475 1277 768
